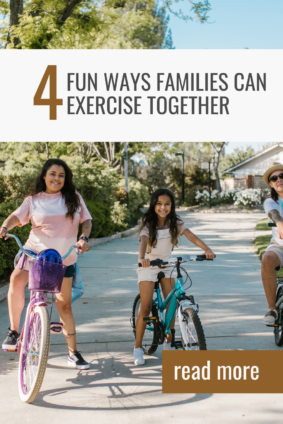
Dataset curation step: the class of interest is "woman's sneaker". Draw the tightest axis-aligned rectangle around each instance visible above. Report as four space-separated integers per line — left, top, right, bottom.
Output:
262 309 278 326
2 328 20 351
68 351 90 370
134 347 145 365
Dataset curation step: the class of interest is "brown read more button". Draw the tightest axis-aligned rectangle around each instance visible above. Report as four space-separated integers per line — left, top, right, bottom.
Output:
162 351 283 393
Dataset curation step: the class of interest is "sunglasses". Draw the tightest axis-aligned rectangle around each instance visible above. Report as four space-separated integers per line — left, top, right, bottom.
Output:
269 173 283 182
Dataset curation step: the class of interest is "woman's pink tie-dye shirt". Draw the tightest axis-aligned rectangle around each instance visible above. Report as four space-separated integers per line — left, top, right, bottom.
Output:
13 191 92 266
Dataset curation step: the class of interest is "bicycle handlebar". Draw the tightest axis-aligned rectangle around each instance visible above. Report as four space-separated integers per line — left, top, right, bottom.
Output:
138 254 215 267
2 233 80 259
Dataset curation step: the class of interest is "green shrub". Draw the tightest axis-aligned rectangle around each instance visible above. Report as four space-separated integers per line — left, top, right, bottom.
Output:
0 199 31 278
0 159 42 202
118 177 150 225
111 202 129 232
83 200 114 238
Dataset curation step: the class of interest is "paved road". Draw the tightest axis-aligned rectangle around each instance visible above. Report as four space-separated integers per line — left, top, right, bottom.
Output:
1 212 283 423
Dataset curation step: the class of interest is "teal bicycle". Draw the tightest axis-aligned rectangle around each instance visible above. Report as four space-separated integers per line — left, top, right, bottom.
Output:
131 255 214 354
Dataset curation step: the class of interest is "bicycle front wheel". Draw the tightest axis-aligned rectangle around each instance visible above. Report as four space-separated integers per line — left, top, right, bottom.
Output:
275 286 283 347
132 294 158 355
181 308 207 351
18 306 50 403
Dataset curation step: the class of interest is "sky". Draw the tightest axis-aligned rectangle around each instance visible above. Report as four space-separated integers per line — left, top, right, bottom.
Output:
170 0 283 49
225 142 267 154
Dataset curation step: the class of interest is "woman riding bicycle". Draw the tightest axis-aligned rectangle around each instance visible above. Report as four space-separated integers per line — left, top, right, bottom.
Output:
0 158 92 369
262 162 283 326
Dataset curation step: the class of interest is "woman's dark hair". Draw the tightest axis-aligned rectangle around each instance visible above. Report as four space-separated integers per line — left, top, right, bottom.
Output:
30 158 80 220
140 188 183 248
270 187 279 202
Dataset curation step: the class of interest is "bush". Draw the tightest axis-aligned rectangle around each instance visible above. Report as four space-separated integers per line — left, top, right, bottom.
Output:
0 159 41 202
118 177 150 225
219 189 240 204
195 189 219 206
111 202 130 232
83 200 114 238
0 199 31 278
233 189 262 208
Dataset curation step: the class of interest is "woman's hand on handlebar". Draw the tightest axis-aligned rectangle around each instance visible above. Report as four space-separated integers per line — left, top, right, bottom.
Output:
204 249 215 260
0 227 8 240
76 239 89 253
139 258 150 267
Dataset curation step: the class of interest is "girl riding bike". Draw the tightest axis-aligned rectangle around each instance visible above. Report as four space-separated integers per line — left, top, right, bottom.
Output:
0 158 92 369
134 188 215 366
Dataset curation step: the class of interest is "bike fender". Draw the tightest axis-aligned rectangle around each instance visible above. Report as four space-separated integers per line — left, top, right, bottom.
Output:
179 300 198 312
34 302 47 309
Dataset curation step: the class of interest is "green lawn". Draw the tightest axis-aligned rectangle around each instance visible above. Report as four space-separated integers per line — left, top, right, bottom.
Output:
255 218 271 231
254 233 283 277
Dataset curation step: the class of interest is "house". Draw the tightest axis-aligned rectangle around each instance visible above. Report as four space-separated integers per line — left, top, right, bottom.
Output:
221 144 283 191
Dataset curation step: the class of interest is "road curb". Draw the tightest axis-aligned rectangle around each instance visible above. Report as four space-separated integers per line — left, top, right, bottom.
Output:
0 284 9 303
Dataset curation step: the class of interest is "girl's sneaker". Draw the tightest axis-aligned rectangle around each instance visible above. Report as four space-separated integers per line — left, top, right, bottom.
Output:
262 309 278 326
163 341 175 350
68 351 90 370
134 347 145 365
2 328 20 351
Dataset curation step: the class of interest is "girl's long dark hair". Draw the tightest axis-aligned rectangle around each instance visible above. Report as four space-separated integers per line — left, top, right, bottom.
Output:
30 159 80 220
140 188 183 248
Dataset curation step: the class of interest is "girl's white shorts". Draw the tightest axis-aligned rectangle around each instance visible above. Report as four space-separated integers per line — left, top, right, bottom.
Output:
136 266 172 284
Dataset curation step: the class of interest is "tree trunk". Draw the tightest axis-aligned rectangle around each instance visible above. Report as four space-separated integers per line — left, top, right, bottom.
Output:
211 142 226 193
46 142 49 160
9 0 23 47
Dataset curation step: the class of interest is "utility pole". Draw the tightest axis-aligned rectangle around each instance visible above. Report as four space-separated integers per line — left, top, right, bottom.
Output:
124 142 129 212
175 152 185 204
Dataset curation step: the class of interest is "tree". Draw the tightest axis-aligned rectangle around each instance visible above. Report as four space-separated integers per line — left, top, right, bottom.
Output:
211 142 226 193
0 1 211 49
219 145 256 175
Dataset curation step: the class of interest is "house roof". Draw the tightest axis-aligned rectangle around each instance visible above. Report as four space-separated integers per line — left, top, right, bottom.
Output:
222 144 283 174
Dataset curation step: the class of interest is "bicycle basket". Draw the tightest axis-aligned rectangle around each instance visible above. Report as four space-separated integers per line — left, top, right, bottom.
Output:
28 259 67 293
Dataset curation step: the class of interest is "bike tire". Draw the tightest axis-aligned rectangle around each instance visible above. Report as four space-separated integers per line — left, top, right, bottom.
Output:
18 305 50 403
274 287 283 347
182 308 207 350
132 294 158 356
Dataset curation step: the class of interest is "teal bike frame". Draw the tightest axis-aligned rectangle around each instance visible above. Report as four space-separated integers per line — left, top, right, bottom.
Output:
152 272 186 335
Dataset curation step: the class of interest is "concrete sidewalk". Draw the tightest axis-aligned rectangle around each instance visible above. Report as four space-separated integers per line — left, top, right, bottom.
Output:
1 212 283 423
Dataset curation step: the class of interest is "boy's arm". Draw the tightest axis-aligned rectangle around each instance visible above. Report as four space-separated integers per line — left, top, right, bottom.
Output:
139 235 150 267
183 228 215 259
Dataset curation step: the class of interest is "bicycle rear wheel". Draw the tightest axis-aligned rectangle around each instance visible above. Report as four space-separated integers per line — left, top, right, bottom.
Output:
274 286 283 347
132 294 158 355
18 306 50 403
181 308 207 350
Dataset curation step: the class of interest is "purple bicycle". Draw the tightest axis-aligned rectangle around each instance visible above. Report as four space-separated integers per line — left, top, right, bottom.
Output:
3 233 79 403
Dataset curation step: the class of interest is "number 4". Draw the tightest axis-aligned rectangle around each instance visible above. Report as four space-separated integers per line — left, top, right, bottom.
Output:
34 65 63 120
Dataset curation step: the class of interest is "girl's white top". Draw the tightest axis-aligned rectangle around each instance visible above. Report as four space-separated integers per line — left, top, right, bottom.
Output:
140 222 187 260
264 197 283 246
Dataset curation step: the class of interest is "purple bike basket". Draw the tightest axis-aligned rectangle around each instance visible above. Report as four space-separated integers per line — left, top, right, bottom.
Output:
28 260 67 293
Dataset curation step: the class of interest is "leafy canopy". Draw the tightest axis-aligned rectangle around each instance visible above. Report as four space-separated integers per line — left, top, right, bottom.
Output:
0 1 211 49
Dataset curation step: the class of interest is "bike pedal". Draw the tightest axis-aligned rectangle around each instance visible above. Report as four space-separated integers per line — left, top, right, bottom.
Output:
143 317 156 322
50 322 63 334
